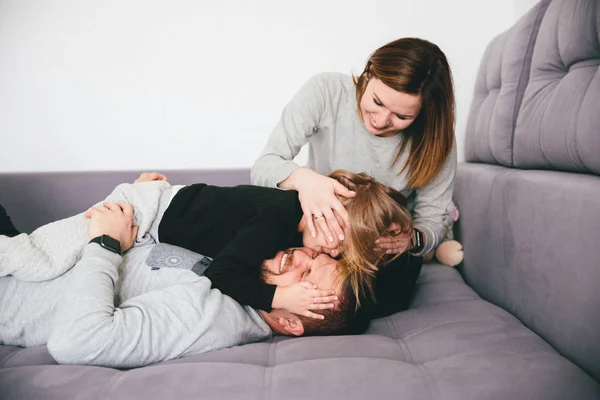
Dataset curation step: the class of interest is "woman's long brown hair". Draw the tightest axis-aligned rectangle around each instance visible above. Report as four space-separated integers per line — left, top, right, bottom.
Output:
353 37 455 188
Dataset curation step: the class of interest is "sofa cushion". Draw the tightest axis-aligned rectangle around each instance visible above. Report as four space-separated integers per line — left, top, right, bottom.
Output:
455 162 600 383
2 264 598 399
514 0 600 174
464 0 551 166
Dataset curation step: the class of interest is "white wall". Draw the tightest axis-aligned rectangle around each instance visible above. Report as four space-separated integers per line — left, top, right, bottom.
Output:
515 0 542 19
0 0 523 172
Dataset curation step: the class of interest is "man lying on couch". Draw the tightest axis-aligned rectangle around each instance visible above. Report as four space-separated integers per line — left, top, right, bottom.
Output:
0 202 367 369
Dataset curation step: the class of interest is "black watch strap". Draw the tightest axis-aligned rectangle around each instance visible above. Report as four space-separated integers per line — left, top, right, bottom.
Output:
411 229 425 254
89 235 122 255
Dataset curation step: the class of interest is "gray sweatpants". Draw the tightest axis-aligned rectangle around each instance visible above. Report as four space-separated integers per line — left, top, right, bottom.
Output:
0 180 173 282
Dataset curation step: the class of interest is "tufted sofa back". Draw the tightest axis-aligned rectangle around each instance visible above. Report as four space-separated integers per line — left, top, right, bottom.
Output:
457 0 600 382
514 0 600 173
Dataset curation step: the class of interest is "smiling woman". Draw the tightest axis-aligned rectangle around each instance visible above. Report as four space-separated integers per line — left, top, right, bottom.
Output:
251 37 456 316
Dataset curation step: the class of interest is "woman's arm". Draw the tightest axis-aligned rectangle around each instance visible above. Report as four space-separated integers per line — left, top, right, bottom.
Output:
251 74 327 189
411 140 457 256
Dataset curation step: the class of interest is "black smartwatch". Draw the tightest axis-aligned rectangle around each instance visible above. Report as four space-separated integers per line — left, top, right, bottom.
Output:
89 235 122 255
411 229 425 254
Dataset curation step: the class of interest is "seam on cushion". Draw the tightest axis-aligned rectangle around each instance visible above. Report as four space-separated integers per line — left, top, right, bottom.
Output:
418 364 442 400
557 0 567 71
393 337 413 363
528 71 568 82
383 316 396 338
498 167 517 312
499 169 506 309
538 81 558 166
388 319 413 363
268 339 277 367
486 96 501 165
485 38 509 166
423 343 555 366
568 59 600 70
474 39 495 163
573 71 596 173
262 365 272 400
99 370 123 399
405 298 487 311
510 0 553 166
401 318 523 341
0 348 26 368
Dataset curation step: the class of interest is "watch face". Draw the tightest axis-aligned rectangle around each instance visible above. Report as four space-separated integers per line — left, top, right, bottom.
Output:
101 235 121 253
413 230 424 252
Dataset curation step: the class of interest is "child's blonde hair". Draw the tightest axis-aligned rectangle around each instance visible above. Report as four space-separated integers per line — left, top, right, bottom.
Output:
327 170 414 309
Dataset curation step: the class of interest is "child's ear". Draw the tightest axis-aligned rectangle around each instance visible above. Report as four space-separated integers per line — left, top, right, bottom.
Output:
278 316 305 336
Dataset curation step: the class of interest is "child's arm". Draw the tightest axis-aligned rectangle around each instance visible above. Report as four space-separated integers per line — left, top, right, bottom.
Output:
202 210 334 317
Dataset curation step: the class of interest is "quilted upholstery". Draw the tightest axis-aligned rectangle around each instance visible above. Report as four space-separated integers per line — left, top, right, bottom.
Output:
514 0 600 174
2 264 598 400
464 0 551 165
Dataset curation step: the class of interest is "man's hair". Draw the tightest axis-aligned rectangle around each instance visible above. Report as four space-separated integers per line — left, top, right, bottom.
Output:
327 170 414 309
298 271 371 336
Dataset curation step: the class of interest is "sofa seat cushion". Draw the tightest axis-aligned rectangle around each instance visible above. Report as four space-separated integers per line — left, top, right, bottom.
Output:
1 264 598 400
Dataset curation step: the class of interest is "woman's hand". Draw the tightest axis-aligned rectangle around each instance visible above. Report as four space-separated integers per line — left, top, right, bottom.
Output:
272 281 338 320
283 168 355 245
134 172 168 183
374 223 413 255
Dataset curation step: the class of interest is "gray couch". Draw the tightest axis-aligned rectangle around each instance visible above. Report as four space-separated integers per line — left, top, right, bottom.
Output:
1 0 599 398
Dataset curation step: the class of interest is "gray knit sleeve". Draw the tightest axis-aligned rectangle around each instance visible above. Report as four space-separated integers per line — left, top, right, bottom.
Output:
251 74 328 188
47 244 263 368
411 140 457 256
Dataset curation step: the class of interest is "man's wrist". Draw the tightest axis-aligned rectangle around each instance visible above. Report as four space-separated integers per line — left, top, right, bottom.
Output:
89 234 122 255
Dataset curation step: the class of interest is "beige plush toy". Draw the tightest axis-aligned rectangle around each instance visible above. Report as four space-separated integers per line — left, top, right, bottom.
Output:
423 201 464 267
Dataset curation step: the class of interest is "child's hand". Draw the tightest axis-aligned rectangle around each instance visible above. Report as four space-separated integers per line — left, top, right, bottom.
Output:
374 223 413 255
134 172 168 183
272 282 338 320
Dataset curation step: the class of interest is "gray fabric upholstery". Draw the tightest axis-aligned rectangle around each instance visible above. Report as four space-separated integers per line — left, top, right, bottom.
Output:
459 0 600 386
0 169 252 234
455 164 600 381
464 0 551 166
1 265 599 399
514 0 600 173
2 0 600 397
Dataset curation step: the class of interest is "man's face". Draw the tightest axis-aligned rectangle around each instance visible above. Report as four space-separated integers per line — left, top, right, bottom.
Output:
261 247 339 289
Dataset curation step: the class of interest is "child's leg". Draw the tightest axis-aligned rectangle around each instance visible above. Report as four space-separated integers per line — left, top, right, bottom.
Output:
0 204 20 237
0 181 172 282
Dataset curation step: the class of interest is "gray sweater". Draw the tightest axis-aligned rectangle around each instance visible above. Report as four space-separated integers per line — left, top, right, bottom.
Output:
0 243 272 368
251 72 457 255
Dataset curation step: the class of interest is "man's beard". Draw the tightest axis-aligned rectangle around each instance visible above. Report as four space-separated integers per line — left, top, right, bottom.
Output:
260 249 295 281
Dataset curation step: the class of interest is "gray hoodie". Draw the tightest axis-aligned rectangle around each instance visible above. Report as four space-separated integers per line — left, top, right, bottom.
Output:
0 243 272 368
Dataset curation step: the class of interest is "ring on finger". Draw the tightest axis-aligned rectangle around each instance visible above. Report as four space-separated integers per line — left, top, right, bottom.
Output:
312 297 318 304
314 214 324 220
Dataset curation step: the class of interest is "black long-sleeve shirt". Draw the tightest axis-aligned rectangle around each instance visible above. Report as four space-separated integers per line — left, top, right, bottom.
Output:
159 184 304 311
158 183 422 316
0 204 20 237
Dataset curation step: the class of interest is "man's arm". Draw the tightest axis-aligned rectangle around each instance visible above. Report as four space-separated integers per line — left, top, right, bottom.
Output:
47 244 266 368
47 203 270 368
